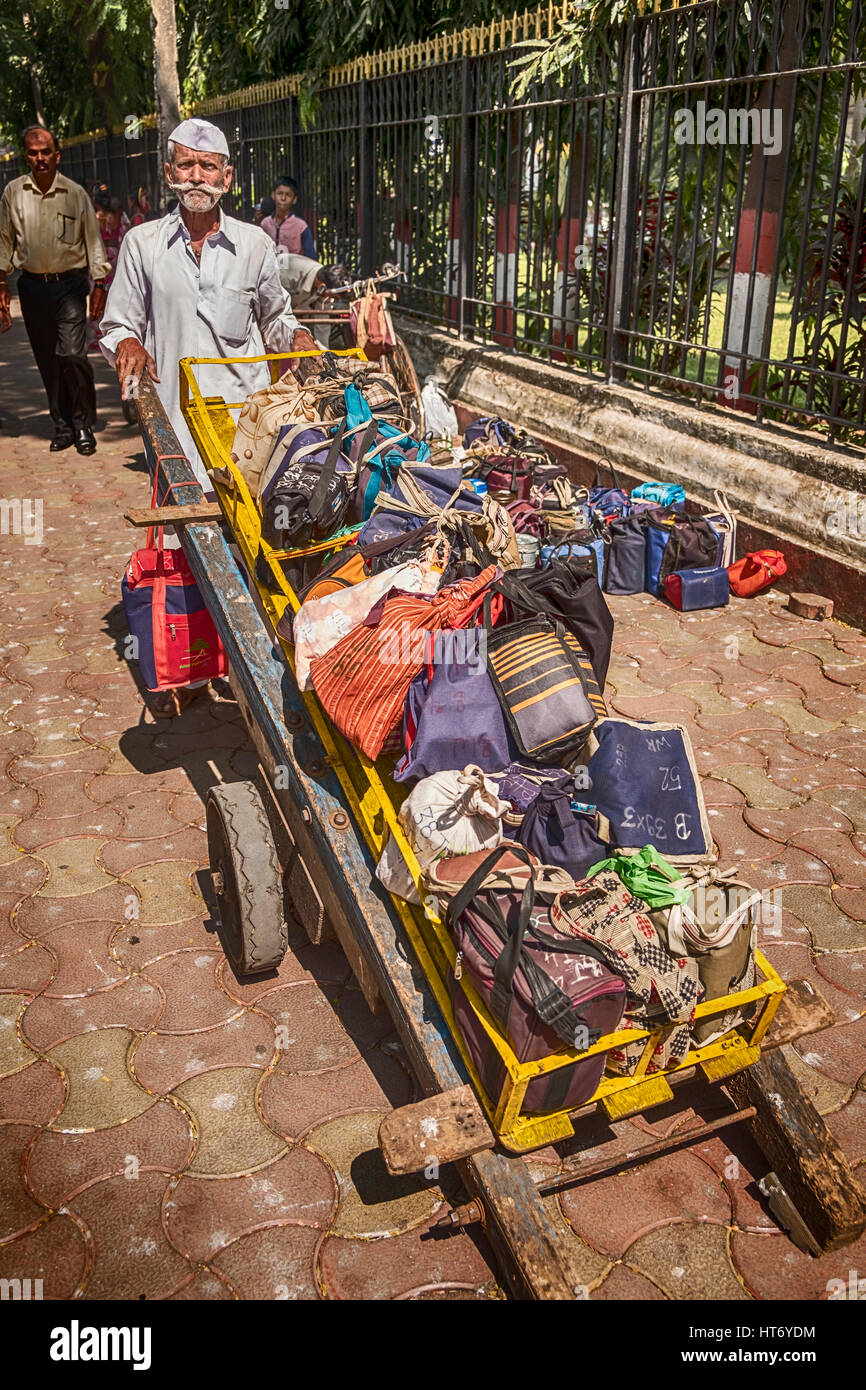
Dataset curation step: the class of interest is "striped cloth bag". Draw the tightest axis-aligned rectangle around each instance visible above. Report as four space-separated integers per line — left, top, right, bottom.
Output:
310 566 497 760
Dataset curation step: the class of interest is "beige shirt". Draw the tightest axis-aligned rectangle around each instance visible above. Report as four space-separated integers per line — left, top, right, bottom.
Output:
0 171 111 278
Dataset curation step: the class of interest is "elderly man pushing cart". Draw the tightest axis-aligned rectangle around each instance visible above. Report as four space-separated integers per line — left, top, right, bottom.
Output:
99 116 318 712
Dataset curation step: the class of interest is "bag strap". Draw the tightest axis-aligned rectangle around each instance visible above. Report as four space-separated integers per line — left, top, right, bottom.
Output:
445 844 537 1015
593 456 622 494
146 467 200 551
307 420 348 522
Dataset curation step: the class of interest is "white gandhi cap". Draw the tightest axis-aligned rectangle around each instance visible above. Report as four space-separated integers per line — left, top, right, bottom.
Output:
167 118 230 158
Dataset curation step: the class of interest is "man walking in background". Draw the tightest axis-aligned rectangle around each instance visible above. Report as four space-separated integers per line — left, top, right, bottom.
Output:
0 125 110 455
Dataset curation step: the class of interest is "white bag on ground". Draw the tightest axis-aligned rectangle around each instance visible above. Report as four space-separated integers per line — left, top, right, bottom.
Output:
376 765 512 904
420 377 459 441
293 559 441 691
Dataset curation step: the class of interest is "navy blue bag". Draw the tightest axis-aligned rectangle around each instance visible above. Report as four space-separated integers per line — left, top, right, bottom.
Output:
664 567 730 611
516 779 608 881
644 514 676 593
586 718 713 864
589 460 630 519
394 629 517 783
603 514 647 595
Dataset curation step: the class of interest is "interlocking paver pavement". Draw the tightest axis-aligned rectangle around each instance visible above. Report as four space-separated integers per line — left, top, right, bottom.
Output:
1 315 865 1299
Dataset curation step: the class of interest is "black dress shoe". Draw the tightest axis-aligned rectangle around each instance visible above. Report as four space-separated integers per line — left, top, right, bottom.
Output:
49 428 75 452
74 427 96 455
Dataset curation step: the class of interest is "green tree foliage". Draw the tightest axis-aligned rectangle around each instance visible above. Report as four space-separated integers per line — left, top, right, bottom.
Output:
0 0 153 147
0 0 535 145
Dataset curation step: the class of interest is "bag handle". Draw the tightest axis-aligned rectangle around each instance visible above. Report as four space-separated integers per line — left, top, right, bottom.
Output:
306 419 348 523
146 464 201 551
444 844 538 1012
593 456 622 494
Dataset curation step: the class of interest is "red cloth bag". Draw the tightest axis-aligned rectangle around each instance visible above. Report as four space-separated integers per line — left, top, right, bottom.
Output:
310 566 497 760
727 549 787 598
121 470 228 691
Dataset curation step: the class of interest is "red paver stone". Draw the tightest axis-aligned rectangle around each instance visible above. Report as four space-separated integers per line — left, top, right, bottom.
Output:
114 789 191 840
132 1010 277 1093
319 1215 498 1301
0 854 47 898
0 1124 46 1240
217 940 352 1005
790 829 866 887
167 1270 237 1299
261 1052 414 1141
793 1013 866 1089
557 1152 732 1260
0 1059 66 1126
143 951 241 1034
743 799 855 841
21 976 164 1051
730 1225 866 1301
69 1170 193 1299
210 1224 321 1299
99 826 207 877
13 805 125 853
706 806 779 864
0 1213 88 1300
109 919 220 971
26 918 129 996
825 1090 866 1164
831 885 866 921
0 939 56 993
166 1147 337 1264
813 948 866 1001
266 981 362 1075
15 882 134 936
27 1099 194 1206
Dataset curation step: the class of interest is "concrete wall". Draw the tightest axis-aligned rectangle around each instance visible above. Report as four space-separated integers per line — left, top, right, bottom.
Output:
401 318 866 628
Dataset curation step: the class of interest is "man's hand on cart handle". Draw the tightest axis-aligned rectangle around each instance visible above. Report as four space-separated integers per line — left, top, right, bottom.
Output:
277 328 320 381
115 336 160 400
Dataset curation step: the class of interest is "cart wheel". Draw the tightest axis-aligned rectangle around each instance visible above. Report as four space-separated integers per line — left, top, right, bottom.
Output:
206 781 287 975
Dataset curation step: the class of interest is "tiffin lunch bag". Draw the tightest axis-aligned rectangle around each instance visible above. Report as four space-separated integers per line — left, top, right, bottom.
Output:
656 515 720 595
630 481 686 510
585 717 714 864
589 460 630 518
515 777 608 881
550 872 702 1074
258 421 351 549
444 845 627 1111
647 865 761 1045
310 566 496 760
122 475 228 693
499 559 614 688
540 528 605 586
663 566 730 611
603 513 647 596
394 628 517 783
376 765 513 905
702 489 737 567
728 549 787 597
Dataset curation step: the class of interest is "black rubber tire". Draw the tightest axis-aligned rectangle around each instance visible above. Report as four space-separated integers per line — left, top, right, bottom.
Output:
206 781 287 975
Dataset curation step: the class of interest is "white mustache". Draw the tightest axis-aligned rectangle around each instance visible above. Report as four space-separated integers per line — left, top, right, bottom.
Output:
168 179 219 195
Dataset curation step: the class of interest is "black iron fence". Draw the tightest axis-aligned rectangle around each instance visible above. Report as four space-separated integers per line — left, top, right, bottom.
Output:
3 0 864 444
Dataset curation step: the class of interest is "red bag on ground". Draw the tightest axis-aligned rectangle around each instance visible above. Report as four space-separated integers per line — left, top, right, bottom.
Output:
121 472 228 691
727 549 787 598
310 566 496 760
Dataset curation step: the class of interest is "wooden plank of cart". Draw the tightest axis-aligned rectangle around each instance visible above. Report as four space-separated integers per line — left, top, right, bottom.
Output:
126 351 866 1296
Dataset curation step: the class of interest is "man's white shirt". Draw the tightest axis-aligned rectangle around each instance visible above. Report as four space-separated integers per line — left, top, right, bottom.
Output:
99 206 300 489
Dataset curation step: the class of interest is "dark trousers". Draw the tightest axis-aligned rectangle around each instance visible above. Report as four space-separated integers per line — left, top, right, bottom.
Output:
18 270 97 431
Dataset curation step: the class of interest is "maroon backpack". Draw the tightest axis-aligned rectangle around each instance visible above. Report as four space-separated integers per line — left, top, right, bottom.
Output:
443 845 626 1112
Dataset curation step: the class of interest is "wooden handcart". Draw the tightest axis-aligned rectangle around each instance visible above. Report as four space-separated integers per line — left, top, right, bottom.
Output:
127 352 866 1297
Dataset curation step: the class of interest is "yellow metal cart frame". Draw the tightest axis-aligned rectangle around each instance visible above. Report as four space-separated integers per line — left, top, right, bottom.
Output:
180 351 786 1155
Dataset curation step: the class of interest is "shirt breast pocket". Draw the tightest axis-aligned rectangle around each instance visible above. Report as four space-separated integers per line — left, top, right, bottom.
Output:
219 287 254 346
